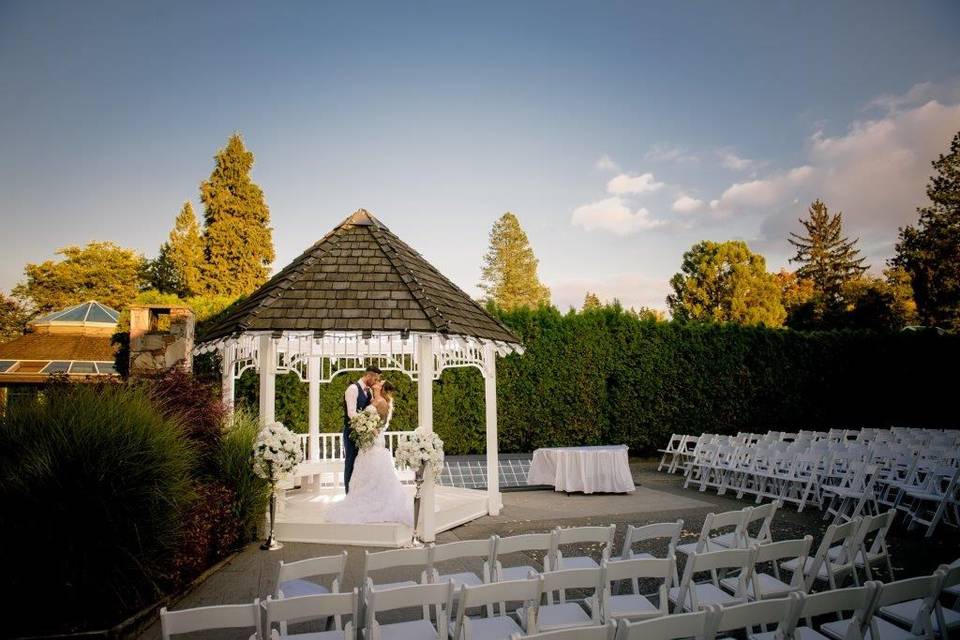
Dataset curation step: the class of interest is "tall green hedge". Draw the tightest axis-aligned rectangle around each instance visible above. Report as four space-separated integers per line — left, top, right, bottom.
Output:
236 306 958 454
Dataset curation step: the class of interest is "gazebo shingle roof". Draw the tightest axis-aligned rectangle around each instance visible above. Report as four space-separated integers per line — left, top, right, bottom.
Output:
200 210 521 345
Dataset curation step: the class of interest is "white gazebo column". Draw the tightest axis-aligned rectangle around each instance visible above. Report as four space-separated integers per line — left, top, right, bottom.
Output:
417 336 436 542
220 344 235 410
307 356 320 462
258 334 277 426
484 342 502 515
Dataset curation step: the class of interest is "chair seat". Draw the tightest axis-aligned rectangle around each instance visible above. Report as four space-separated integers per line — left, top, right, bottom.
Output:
370 619 439 640
750 627 830 640
519 603 592 631
676 540 728 556
592 594 660 619
781 555 849 580
371 580 418 592
822 616 914 640
558 556 600 570
461 615 524 640
286 631 346 640
278 579 330 598
669 584 741 610
439 571 483 590
499 565 538 581
882 599 960 632
720 572 796 599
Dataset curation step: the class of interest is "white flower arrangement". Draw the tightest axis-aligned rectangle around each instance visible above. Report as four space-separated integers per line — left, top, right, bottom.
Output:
395 427 445 478
349 406 383 452
253 421 304 484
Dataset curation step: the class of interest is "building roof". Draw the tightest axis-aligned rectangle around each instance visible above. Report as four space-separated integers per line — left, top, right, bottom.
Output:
32 301 119 327
200 209 521 346
0 332 117 361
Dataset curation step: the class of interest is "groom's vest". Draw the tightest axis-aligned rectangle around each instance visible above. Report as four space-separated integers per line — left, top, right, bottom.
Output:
343 382 371 432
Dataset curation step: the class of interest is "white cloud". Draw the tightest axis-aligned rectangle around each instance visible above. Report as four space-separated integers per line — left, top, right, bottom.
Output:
571 196 668 235
718 150 757 171
645 144 699 164
595 154 620 172
606 172 664 195
672 194 704 213
550 273 671 311
711 166 814 214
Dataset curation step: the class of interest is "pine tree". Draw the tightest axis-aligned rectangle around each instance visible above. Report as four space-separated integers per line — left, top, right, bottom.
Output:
478 212 551 310
892 130 960 330
200 134 274 297
582 292 602 310
788 199 868 305
144 243 180 294
167 201 203 297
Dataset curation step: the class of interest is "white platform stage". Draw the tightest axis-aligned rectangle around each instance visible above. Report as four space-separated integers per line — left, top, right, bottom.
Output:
274 485 490 547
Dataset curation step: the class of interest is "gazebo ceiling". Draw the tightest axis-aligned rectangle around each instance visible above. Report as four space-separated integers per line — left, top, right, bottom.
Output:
200 209 521 347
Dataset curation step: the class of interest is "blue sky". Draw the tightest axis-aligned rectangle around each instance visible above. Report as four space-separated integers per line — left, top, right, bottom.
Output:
2 1 959 310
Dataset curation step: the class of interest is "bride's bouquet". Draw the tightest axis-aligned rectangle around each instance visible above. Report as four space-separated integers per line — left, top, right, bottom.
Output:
349 406 382 452
253 421 303 484
395 428 445 478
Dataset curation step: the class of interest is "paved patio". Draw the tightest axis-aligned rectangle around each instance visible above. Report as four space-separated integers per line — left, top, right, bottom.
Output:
137 461 958 639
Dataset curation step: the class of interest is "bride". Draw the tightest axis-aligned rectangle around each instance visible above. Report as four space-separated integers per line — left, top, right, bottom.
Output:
325 381 414 527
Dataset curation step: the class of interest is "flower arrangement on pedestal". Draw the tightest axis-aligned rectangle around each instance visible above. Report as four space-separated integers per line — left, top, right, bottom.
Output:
252 421 303 550
395 428 445 544
349 406 383 452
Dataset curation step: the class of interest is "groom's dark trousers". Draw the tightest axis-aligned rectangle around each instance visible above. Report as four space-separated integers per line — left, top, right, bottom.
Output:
342 381 371 493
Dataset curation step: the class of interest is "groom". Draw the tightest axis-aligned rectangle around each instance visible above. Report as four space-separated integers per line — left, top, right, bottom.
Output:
342 365 382 493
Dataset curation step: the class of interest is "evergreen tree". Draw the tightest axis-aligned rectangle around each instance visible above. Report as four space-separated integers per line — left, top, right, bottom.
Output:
667 240 785 326
582 292 602 310
200 134 274 297
167 201 203 297
13 242 146 313
892 130 960 330
478 212 551 309
144 243 179 294
788 199 868 305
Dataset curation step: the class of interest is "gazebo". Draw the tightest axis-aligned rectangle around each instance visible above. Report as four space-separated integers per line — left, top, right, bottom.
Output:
195 209 523 545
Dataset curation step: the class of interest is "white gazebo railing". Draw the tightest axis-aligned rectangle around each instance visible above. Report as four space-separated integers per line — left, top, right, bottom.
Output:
296 431 414 463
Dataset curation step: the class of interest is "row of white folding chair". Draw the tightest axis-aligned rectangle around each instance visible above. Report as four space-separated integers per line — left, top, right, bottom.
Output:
897 465 960 538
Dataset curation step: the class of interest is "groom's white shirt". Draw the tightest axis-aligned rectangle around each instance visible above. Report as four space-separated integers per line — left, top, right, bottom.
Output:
344 378 370 419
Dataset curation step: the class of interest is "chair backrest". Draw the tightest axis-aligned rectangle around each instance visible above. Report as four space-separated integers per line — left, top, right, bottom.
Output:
368 581 455 637
363 546 432 586
263 590 357 636
276 550 348 597
457 578 541 638
621 520 683 559
494 532 556 575
540 567 604 607
713 593 803 636
603 556 673 616
554 525 616 564
743 501 778 544
696 509 750 551
677 547 756 610
160 600 260 640
855 510 895 557
873 573 944 636
432 537 495 564
754 536 812 595
807 517 861 583
614 607 719 640
793 583 880 633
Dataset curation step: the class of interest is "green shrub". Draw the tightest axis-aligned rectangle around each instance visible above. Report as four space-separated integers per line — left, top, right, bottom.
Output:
0 384 196 635
214 408 270 542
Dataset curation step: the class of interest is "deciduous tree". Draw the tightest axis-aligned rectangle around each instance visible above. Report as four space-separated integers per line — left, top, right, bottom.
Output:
0 293 29 343
478 212 550 310
892 130 960 330
200 134 274 297
667 240 785 326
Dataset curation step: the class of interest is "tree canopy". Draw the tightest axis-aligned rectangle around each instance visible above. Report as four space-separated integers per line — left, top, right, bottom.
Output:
199 134 274 297
478 212 551 310
13 242 145 313
893 130 960 331
166 201 203 297
0 293 29 343
667 240 785 326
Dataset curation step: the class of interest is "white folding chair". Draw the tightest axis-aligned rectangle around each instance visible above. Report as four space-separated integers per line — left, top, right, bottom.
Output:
786 583 881 640
553 525 616 570
160 600 261 640
840 511 896 583
780 518 861 591
493 532 556 582
669 547 757 612
712 502 777 549
365 581 454 640
620 520 682 586
658 434 686 473
881 562 960 639
593 556 673 623
276 551 348 598
431 537 495 590
263 590 358 640
613 607 720 640
711 593 803 640
898 466 960 538
824 464 881 524
518 568 604 633
454 578 541 640
723 536 812 601
362 547 432 593
510 623 616 640
676 509 751 556
821 576 942 640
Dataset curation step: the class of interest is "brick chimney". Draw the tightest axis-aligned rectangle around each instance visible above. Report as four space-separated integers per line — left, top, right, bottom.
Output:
128 305 195 375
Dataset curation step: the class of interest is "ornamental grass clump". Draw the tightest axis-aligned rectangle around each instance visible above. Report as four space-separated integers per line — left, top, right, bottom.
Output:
0 384 196 635
214 408 271 541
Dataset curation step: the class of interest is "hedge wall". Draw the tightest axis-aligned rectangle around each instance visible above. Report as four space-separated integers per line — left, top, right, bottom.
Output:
236 306 959 454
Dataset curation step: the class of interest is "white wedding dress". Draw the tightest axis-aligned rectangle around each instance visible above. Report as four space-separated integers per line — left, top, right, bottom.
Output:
325 404 414 527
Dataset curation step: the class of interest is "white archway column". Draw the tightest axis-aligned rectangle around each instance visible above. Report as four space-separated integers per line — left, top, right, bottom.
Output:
221 344 235 410
258 334 276 426
417 336 436 542
484 342 501 515
308 356 321 462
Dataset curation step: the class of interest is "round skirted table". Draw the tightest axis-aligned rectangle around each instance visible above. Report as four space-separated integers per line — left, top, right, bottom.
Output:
527 445 635 494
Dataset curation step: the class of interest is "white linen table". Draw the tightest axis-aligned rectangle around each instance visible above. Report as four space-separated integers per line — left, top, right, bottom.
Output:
527 445 635 494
